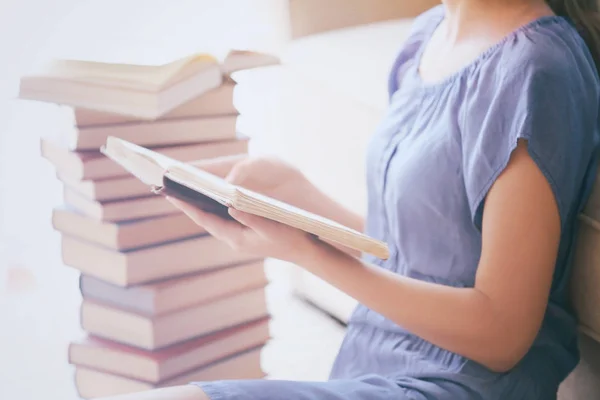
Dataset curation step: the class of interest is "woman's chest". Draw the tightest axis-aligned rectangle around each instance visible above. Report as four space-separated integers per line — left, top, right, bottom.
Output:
363 85 484 285
367 89 465 207
365 85 476 270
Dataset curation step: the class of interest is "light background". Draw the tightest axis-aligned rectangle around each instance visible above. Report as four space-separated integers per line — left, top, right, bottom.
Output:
0 2 345 399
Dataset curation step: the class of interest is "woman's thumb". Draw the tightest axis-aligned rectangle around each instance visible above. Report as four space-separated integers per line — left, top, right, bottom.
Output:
190 154 247 178
225 162 248 185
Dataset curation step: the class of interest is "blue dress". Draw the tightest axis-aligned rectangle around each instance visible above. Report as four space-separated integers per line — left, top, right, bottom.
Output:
193 6 600 399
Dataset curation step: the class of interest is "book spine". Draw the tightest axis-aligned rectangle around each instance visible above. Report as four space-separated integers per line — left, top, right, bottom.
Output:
152 182 233 221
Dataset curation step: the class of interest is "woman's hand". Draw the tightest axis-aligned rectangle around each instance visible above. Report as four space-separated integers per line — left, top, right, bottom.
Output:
174 153 364 261
167 197 318 265
190 154 313 208
190 154 365 233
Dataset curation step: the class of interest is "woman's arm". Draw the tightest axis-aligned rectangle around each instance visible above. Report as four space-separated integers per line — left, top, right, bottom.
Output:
175 141 557 372
296 141 560 372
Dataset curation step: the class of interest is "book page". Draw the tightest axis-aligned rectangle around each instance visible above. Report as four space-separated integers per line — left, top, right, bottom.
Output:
102 137 236 202
221 50 280 74
168 162 237 202
236 188 361 234
236 188 389 259
34 53 217 89
100 138 166 187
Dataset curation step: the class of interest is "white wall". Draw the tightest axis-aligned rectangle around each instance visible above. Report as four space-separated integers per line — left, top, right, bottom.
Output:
0 0 82 286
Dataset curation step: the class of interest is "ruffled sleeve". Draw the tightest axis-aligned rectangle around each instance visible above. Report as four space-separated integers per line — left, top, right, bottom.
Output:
461 52 600 229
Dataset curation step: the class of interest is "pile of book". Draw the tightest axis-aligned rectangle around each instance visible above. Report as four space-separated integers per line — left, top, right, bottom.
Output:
19 50 277 398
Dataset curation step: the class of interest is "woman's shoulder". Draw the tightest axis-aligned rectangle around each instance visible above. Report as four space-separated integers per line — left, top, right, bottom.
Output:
484 17 599 97
461 18 600 229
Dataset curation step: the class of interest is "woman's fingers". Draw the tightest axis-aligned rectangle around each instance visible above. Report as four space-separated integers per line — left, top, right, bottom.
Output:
228 208 281 238
167 197 244 244
166 198 312 262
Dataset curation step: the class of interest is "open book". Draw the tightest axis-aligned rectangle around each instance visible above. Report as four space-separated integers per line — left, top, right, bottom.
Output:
19 50 279 119
20 53 222 119
100 137 389 260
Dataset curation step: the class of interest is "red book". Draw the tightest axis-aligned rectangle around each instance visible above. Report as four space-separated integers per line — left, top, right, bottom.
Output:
80 260 268 316
69 318 269 383
74 346 265 399
62 234 262 286
52 208 204 251
81 287 268 350
63 188 175 222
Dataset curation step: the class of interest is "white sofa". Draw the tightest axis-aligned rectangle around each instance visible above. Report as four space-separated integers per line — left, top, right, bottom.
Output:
233 1 599 397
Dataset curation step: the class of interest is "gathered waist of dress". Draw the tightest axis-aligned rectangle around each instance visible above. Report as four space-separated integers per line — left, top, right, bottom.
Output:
340 307 473 377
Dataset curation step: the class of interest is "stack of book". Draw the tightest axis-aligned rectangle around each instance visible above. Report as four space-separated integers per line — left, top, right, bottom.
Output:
19 51 278 398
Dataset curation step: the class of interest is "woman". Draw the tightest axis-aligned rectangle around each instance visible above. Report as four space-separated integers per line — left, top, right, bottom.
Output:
103 1 600 399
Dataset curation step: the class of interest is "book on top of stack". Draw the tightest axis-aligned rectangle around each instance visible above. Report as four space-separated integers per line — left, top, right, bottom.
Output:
20 49 278 119
19 48 278 399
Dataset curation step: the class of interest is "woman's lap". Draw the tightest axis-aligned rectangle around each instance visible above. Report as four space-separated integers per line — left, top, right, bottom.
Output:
192 374 420 400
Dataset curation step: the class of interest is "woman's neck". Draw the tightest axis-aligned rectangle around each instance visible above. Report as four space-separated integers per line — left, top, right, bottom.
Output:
441 0 553 43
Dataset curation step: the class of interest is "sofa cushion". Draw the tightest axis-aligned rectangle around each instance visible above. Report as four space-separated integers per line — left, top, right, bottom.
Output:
281 19 415 113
